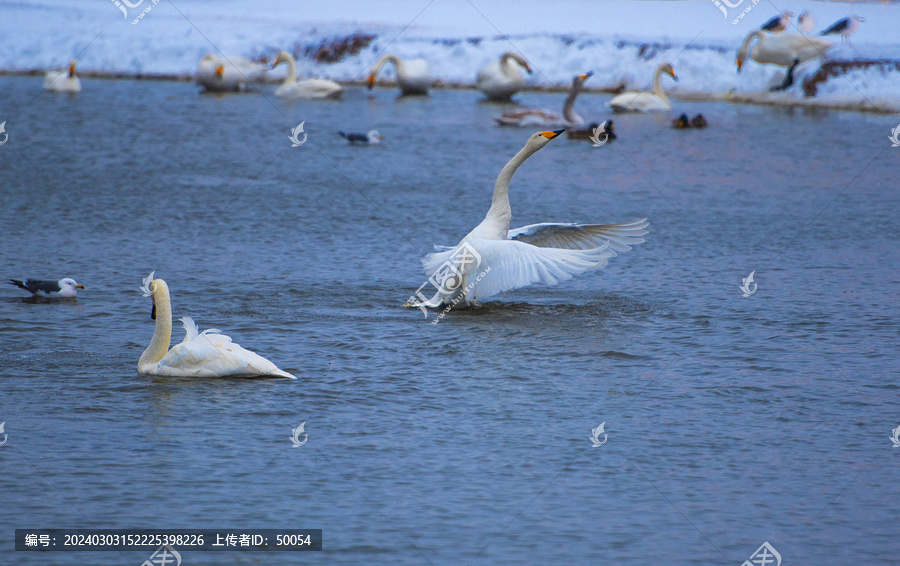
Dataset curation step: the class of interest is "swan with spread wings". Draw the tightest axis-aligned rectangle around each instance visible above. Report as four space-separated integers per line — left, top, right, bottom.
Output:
404 130 648 311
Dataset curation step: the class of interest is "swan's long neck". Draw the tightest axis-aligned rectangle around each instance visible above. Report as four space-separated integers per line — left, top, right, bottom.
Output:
139 282 172 369
372 55 404 80
282 54 298 86
485 143 539 229
562 82 583 125
499 53 522 79
738 31 764 63
652 65 669 105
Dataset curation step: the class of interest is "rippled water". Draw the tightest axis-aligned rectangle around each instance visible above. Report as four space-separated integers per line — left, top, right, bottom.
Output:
1 76 898 565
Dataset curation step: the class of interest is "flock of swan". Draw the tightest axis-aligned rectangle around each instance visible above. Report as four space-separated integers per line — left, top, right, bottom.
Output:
21 10 864 378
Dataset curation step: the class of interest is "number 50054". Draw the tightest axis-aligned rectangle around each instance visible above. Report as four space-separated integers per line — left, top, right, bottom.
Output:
276 534 312 546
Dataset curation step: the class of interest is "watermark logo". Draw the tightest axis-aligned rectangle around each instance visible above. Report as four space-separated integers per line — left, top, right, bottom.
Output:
890 425 900 448
740 271 757 297
742 541 781 566
0 422 7 447
290 422 308 447
110 0 160 25
710 0 761 25
590 121 610 148
142 545 181 566
289 122 307 147
889 124 900 148
0 121 8 147
405 243 491 322
589 422 608 447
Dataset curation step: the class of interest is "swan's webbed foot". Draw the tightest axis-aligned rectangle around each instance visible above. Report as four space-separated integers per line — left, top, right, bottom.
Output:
770 58 800 92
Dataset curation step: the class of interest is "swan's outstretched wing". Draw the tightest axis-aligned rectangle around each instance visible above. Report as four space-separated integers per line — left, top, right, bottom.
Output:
509 219 648 252
468 239 614 301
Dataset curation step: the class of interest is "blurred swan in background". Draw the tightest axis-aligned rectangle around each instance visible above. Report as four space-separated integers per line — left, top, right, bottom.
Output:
44 60 81 92
608 62 677 112
736 31 832 91
367 54 431 95
495 72 592 127
476 52 532 100
272 51 343 99
196 54 267 92
138 273 295 378
404 131 648 311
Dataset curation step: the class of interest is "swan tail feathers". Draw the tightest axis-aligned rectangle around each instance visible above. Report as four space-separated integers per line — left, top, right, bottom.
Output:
180 316 200 342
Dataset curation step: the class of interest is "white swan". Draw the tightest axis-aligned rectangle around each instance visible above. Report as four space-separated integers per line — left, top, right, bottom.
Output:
272 51 343 100
608 62 677 112
495 72 592 127
404 131 648 310
736 31 832 91
367 54 431 95
196 54 267 92
476 52 532 101
138 273 295 378
44 60 81 93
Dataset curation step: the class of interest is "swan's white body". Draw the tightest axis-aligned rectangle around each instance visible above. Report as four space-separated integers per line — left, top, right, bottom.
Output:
737 31 832 70
368 54 431 95
405 131 648 310
495 72 591 127
476 52 532 100
138 275 295 379
196 54 267 92
272 51 343 100
44 61 81 93
608 63 677 113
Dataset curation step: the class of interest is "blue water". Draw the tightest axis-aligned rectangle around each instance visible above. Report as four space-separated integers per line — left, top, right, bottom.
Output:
1 76 898 565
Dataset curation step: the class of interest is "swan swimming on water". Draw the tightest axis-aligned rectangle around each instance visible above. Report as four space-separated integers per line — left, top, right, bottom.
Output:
476 52 532 101
272 51 343 100
196 54 267 92
44 60 81 93
608 62 677 113
367 54 431 95
404 131 648 311
138 273 295 378
495 72 592 128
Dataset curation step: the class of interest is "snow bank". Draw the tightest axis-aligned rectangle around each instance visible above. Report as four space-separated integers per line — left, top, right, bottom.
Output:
3 0 900 111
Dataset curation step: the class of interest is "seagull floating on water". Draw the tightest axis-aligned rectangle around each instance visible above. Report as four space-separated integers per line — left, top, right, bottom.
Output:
9 278 84 298
760 11 794 33
138 272 295 378
404 130 648 311
337 130 385 144
820 15 864 44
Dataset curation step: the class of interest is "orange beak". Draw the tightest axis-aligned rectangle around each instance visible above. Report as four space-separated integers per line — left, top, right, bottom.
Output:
215 65 224 78
76 284 85 289
367 74 375 89
68 62 76 77
541 129 565 140
736 58 743 73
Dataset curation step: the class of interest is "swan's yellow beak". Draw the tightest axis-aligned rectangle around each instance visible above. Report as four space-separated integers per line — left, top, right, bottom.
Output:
668 69 678 81
75 284 85 289
367 74 375 89
215 65 224 78
271 57 281 69
524 63 533 74
579 71 593 81
736 57 743 73
68 62 76 76
541 129 565 140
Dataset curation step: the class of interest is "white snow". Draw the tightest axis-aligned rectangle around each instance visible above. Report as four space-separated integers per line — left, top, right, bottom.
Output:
3 0 900 111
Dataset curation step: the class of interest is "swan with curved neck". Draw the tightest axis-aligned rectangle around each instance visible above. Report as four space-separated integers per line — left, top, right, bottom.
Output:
476 52 533 100
367 54 431 95
608 62 677 112
272 51 343 100
44 60 81 93
736 31 832 91
138 273 295 378
403 131 648 311
495 72 592 127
